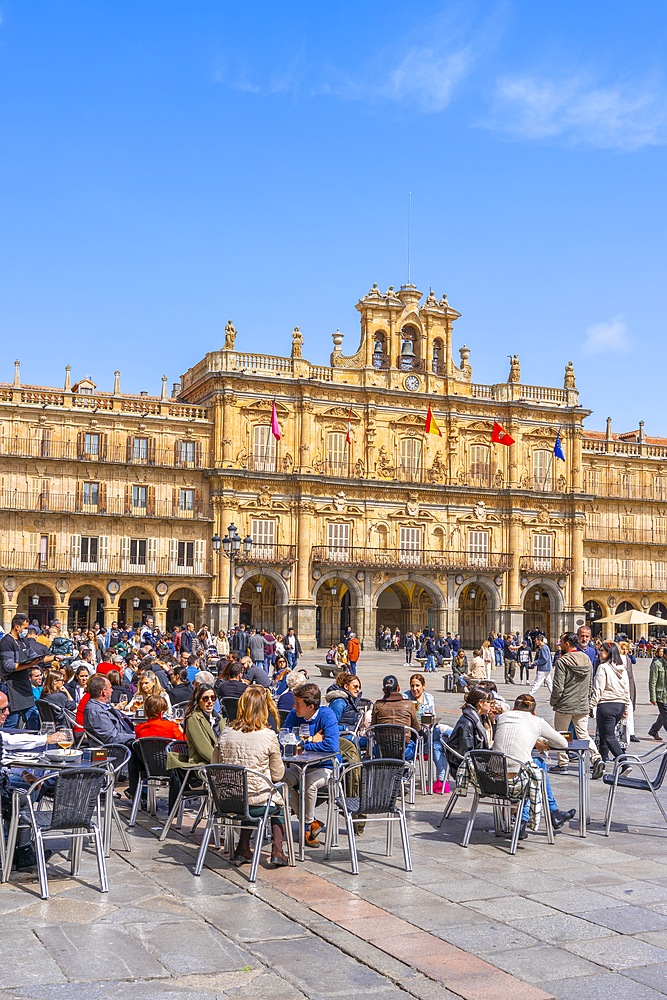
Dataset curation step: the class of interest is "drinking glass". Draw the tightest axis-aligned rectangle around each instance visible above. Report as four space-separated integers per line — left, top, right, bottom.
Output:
278 727 290 747
55 727 74 751
39 723 55 737
299 724 310 741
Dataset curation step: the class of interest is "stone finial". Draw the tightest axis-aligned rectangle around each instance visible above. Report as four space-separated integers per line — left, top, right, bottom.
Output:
564 360 576 390
331 330 344 353
161 375 168 400
291 326 303 359
224 320 237 351
113 370 121 395
64 365 72 392
459 344 470 369
639 420 645 443
13 360 20 387
507 354 520 383
606 416 613 439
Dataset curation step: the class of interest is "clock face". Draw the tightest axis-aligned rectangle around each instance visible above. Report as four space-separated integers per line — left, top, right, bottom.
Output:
404 374 421 392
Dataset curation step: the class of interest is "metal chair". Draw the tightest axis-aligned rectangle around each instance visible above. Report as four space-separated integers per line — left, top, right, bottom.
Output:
99 744 132 855
158 739 209 842
36 700 65 727
2 767 110 899
194 763 295 883
222 698 240 721
459 750 553 855
604 743 667 835
128 737 172 827
366 724 424 803
324 759 412 875
278 709 291 727
436 742 466 826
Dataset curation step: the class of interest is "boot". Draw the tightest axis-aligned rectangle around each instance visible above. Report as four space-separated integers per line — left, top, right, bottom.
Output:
232 829 253 865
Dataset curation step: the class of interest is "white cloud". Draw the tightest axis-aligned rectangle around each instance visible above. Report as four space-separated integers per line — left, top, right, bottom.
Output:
583 316 630 355
377 46 473 113
485 73 667 150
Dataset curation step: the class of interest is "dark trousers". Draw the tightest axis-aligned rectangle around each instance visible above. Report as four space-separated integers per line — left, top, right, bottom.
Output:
504 660 516 683
649 702 667 737
596 701 625 760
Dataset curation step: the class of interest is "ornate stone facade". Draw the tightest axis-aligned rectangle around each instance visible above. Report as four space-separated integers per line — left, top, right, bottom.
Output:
0 283 658 645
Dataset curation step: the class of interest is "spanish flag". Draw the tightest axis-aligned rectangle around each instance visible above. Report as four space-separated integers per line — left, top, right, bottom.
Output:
425 404 442 437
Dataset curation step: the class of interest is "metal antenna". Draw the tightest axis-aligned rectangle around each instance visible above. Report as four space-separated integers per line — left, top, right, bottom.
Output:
407 191 412 284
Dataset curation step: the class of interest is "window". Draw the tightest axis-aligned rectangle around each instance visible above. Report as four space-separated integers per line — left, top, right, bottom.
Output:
432 338 443 374
621 514 635 537
532 449 551 491
327 522 350 560
399 438 422 479
532 533 553 570
656 477 667 501
252 425 276 473
470 445 490 484
620 559 634 585
588 512 600 535
80 536 98 564
84 433 99 457
468 530 490 568
132 486 147 509
620 473 634 497
82 482 98 507
586 557 600 588
130 539 147 566
133 438 149 461
252 519 275 558
179 489 194 512
587 469 600 494
655 562 666 587
180 441 196 465
326 432 347 476
656 517 667 542
400 526 421 565
177 541 194 568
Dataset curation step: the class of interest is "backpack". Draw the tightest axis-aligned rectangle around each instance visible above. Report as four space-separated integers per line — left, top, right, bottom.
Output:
49 636 74 658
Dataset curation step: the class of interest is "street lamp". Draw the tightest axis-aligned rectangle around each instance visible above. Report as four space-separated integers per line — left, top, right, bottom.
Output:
216 524 252 632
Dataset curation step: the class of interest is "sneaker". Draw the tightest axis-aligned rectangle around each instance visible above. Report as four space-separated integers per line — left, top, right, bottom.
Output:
432 779 444 794
620 764 633 776
309 819 323 837
549 764 568 774
592 759 606 780
304 824 321 848
630 735 641 743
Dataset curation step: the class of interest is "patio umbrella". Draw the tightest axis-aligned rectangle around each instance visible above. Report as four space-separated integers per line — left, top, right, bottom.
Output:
594 610 666 626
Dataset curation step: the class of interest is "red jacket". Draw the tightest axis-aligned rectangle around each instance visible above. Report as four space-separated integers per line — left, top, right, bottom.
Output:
134 717 184 741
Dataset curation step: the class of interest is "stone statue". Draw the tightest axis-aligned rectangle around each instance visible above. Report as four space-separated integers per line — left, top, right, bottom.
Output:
354 458 365 477
508 354 520 383
428 450 446 483
376 446 395 478
564 360 576 390
281 452 294 473
494 469 504 487
224 320 237 350
368 283 382 298
439 293 449 307
425 289 439 307
557 474 566 492
291 326 303 359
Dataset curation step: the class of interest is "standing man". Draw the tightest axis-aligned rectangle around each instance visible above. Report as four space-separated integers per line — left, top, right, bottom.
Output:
179 622 197 656
248 628 265 668
549 631 604 777
231 624 249 658
0 613 61 729
503 634 517 684
284 627 302 670
530 634 553 696
576 625 597 667
346 631 360 676
648 646 667 741
140 616 156 648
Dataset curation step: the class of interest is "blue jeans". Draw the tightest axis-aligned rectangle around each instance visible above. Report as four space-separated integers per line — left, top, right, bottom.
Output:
494 648 503 666
425 654 436 672
6 708 38 731
286 651 297 669
347 661 357 676
264 656 274 671
521 756 557 822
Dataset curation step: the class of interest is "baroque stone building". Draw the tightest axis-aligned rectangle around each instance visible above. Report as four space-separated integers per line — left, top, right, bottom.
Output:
0 283 663 646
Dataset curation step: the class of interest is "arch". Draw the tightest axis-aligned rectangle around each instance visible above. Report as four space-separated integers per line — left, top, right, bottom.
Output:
458 582 492 649
166 586 206 631
616 600 636 614
650 603 667 638
519 578 564 614
313 572 363 607
15 580 58 603
236 568 290 607
374 579 442 644
68 583 108 631
165 581 209 607
314 574 362 648
117 583 157 628
584 599 604 637
15 581 58 629
454 576 502 612
374 574 445 611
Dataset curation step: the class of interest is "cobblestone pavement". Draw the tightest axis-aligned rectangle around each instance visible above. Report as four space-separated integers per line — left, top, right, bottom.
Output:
3 649 667 999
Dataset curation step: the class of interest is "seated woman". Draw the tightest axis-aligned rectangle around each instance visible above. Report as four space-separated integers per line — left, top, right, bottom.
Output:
325 671 362 731
404 673 435 720
444 687 493 777
65 663 90 705
39 669 74 722
106 669 132 706
467 650 487 684
183 684 220 765
452 649 469 691
135 694 184 741
127 669 172 714
404 673 450 794
276 668 309 712
272 655 291 699
213 685 289 867
370 675 420 760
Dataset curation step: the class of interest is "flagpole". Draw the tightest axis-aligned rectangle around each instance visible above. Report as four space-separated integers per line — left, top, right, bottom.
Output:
543 425 562 491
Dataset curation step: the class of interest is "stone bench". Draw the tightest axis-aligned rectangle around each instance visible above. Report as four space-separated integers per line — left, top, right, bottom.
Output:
315 663 338 678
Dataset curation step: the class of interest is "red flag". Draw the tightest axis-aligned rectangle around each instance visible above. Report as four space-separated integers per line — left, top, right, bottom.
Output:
491 421 514 446
425 404 442 437
345 409 352 445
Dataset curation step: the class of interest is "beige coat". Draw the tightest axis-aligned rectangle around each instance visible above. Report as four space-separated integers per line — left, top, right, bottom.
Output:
212 726 285 805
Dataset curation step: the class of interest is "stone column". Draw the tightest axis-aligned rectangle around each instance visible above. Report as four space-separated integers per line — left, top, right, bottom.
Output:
104 605 120 629
2 596 17 631
292 502 317 647
570 519 585 613
153 606 167 632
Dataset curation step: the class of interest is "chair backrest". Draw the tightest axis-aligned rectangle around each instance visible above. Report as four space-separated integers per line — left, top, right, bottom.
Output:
101 743 132 775
49 768 108 831
468 750 512 797
165 739 190 763
368 724 409 761
278 709 291 727
652 747 667 789
132 737 172 778
222 698 240 721
202 763 250 819
356 759 404 814
36 699 62 725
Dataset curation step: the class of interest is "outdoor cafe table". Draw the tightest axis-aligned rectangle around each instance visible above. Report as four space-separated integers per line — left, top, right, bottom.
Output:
553 738 591 838
281 750 338 862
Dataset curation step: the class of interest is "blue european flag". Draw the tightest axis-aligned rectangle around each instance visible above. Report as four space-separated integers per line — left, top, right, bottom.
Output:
553 430 565 461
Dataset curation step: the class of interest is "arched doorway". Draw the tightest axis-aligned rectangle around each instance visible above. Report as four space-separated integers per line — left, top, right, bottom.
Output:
68 585 105 630
118 587 153 629
584 599 603 637
167 588 202 632
17 584 55 629
238 575 281 634
459 584 490 649
316 579 352 648
374 582 434 645
616 601 635 615
523 586 551 640
650 602 667 639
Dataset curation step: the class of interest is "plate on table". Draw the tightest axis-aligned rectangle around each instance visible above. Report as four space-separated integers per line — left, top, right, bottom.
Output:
5 751 42 764
44 749 83 763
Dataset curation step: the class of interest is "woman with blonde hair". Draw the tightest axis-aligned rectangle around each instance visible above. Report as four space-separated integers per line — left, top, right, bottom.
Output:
213 685 289 867
481 639 495 680
127 669 172 713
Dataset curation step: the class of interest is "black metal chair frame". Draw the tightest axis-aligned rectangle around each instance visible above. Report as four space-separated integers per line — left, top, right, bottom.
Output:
128 737 173 828
604 743 667 835
222 698 241 722
2 767 111 900
158 739 209 842
194 763 295 883
323 759 412 875
99 744 132 855
365 723 424 802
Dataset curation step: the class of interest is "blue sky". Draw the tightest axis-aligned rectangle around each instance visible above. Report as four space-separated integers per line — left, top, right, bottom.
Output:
0 2 666 432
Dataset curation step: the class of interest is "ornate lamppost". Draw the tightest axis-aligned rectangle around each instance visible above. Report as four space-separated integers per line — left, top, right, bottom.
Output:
213 524 252 632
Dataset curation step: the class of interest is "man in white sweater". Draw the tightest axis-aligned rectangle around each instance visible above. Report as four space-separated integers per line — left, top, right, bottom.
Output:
493 693 576 835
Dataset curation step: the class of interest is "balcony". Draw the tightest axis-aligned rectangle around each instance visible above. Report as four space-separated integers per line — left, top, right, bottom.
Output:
585 527 667 545
0 490 212 520
235 544 296 567
519 557 573 575
587 574 666 592
311 546 513 573
0 437 210 469
0 552 211 576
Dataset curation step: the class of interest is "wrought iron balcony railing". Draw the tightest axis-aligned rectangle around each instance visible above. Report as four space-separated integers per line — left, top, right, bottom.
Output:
0 490 212 520
0 551 211 576
235 544 297 566
311 546 513 572
519 557 573 575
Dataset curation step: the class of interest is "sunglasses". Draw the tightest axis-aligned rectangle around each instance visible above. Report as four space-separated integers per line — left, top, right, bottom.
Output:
200 695 216 702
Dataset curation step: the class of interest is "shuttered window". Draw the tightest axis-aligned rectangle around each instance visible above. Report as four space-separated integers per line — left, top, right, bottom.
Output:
252 425 276 472
532 450 551 491
470 446 490 484
399 438 421 477
586 557 600 588
532 533 553 570
468 530 490 568
620 559 634 585
655 562 666 587
400 526 421 566
327 432 346 475
327 522 350 560
252 519 275 559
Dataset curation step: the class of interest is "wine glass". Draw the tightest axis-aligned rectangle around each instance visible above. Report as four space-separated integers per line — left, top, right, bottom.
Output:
278 727 290 748
39 722 55 738
117 695 128 711
55 727 74 752
299 724 310 741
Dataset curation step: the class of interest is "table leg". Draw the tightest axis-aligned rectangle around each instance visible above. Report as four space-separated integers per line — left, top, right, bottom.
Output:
584 747 590 826
426 729 434 795
577 751 586 838
298 766 306 863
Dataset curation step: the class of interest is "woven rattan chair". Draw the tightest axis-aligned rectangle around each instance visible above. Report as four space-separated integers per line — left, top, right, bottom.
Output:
604 743 667 835
324 759 412 874
366 723 424 802
158 739 209 842
128 737 172 827
194 763 295 883
2 767 110 899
